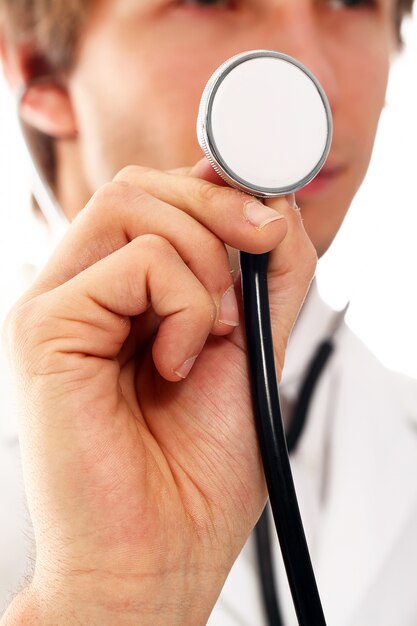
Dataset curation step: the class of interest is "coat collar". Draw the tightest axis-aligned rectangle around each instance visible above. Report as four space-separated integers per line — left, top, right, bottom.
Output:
279 297 417 625
212 286 417 626
314 330 417 625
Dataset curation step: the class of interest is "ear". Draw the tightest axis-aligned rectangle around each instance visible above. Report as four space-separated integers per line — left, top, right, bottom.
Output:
1 40 77 139
19 81 78 138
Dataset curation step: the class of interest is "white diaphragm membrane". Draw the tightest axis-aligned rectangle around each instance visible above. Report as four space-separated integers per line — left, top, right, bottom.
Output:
197 50 332 197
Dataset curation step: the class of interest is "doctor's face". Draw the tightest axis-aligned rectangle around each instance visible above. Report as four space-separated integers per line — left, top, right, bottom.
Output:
67 0 396 256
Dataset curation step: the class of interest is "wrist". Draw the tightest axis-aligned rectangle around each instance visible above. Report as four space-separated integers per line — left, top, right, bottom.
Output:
1 584 189 626
1 563 221 626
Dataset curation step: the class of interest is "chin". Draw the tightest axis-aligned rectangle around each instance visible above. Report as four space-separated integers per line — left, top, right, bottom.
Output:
298 204 347 259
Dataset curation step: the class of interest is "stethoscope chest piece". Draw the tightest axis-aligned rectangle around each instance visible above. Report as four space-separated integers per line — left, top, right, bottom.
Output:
197 50 332 198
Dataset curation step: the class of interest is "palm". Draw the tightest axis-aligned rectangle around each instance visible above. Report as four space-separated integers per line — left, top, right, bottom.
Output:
139 334 265 525
64 323 265 583
70 268 300 573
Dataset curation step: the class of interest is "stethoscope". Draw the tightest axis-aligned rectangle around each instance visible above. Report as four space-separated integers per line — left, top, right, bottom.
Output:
22 49 335 626
197 50 334 625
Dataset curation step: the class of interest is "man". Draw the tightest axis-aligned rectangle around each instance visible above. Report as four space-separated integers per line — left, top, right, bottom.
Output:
0 0 416 624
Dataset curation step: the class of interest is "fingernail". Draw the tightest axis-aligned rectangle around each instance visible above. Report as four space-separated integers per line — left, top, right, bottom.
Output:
219 285 239 327
174 355 198 379
244 200 285 229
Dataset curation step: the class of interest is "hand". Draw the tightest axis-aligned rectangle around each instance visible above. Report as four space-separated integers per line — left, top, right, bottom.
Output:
3 159 316 625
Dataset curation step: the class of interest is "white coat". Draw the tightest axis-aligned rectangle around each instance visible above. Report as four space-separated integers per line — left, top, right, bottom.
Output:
208 283 417 626
1 281 417 624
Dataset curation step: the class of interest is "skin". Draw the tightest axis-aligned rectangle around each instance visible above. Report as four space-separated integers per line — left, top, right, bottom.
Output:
4 169 317 626
66 0 396 256
1 0 399 623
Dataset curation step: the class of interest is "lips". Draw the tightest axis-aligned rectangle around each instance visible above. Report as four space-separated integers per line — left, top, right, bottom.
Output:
298 163 344 197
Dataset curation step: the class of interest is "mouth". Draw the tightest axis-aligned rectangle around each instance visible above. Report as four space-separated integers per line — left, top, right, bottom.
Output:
297 163 344 198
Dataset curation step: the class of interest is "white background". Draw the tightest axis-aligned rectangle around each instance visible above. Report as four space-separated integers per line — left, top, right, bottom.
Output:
1 11 417 378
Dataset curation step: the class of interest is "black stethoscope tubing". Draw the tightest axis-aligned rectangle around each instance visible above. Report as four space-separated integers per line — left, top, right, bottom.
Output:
240 251 328 626
254 337 337 626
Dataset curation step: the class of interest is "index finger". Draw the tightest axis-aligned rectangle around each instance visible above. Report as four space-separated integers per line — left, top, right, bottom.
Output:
113 164 290 253
169 157 229 186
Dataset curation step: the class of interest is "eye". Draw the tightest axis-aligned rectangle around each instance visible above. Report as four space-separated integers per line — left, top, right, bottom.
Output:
181 0 232 9
326 0 377 8
178 0 233 9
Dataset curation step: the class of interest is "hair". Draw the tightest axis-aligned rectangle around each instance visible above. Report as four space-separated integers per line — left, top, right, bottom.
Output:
396 0 415 38
0 0 415 196
0 0 89 75
0 0 414 74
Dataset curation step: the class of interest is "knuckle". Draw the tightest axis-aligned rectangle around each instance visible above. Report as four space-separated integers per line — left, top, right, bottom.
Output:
134 233 173 255
198 180 225 205
6 295 72 386
113 165 140 182
197 180 245 215
6 297 44 364
88 181 126 211
87 180 147 219
7 298 33 341
113 164 153 184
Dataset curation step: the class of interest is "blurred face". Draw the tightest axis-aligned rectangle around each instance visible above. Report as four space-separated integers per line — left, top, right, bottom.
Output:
67 0 397 256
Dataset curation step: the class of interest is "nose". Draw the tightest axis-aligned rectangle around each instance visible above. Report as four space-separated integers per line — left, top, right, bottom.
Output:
250 3 339 112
